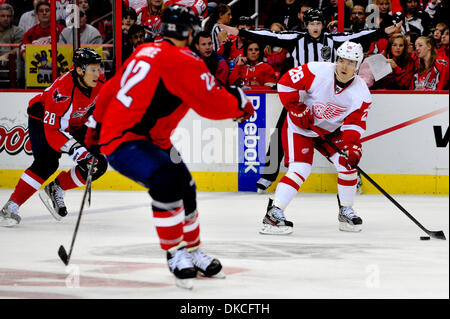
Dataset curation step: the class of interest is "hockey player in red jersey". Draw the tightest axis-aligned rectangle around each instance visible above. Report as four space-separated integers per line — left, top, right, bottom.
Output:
260 41 372 236
85 6 254 289
0 48 108 227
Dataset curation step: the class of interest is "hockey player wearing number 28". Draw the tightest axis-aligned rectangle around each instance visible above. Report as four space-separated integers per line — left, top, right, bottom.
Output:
84 6 254 289
260 41 372 236
0 48 108 228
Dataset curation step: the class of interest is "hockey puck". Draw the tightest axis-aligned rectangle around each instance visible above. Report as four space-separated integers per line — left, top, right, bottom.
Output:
420 236 431 240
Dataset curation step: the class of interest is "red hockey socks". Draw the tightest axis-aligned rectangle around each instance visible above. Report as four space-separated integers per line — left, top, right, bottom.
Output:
56 167 86 191
10 169 45 206
152 200 186 251
183 210 201 249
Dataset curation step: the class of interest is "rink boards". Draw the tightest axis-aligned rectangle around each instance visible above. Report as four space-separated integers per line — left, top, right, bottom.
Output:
0 91 448 194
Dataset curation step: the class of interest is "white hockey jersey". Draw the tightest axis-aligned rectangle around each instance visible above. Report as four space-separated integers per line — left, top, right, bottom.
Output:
277 62 372 142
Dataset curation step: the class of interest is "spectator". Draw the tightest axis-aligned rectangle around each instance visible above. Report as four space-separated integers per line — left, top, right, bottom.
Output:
399 0 433 35
122 23 145 62
79 0 99 25
18 0 39 33
264 23 291 79
360 33 416 89
405 30 420 54
268 0 301 30
322 0 352 32
193 31 229 86
349 3 368 32
122 7 137 31
373 0 394 31
411 35 449 90
432 22 447 49
291 0 315 32
440 27 449 58
0 4 25 65
218 16 252 65
136 0 164 41
58 9 103 44
204 3 232 52
228 41 277 89
21 1 65 59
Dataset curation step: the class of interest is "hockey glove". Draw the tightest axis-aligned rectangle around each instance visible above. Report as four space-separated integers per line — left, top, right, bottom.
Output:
227 86 255 123
68 142 98 171
339 143 362 169
289 104 314 129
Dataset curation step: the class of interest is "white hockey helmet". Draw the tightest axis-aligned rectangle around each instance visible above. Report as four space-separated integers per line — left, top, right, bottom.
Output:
336 41 364 70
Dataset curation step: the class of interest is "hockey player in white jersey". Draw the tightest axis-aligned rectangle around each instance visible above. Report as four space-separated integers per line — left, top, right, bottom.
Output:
260 41 371 235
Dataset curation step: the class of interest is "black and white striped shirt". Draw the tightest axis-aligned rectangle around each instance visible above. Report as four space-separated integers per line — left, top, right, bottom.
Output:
211 23 222 52
239 28 383 67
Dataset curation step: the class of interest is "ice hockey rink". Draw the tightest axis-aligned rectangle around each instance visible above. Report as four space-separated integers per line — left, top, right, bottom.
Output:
0 189 448 299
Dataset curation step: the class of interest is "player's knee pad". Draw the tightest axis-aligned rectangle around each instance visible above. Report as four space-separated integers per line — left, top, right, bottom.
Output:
148 163 191 203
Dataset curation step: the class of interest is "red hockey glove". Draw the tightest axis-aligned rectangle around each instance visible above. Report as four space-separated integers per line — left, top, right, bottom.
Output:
339 143 362 169
236 100 255 123
288 104 314 129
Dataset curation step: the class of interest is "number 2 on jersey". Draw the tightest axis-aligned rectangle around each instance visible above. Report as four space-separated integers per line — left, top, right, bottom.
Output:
117 60 151 108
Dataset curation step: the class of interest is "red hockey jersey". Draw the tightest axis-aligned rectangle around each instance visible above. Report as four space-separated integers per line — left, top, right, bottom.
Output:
410 56 449 90
278 62 372 143
228 62 277 89
136 7 163 40
28 70 105 153
94 40 245 155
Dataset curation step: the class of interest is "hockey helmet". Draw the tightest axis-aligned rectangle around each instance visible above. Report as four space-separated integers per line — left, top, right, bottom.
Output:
303 8 324 25
336 41 364 70
161 5 201 41
73 48 102 72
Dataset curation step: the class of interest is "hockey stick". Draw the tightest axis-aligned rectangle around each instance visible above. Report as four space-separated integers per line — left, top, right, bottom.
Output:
322 136 446 240
58 161 95 266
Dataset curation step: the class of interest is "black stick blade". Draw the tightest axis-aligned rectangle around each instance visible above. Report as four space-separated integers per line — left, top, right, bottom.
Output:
58 245 69 265
429 231 446 240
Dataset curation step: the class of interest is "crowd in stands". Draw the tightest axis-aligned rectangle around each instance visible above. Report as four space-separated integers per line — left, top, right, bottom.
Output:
0 0 448 90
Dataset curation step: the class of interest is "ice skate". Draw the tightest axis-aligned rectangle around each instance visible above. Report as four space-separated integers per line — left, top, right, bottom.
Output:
189 246 225 279
0 200 21 227
256 177 272 194
338 206 363 232
39 180 67 221
167 244 197 290
260 199 293 235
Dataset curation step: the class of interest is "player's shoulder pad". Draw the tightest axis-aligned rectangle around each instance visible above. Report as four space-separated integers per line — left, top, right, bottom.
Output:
353 76 372 102
307 61 334 77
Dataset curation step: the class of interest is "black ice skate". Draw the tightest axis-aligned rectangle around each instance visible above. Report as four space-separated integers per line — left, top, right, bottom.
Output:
167 244 197 290
39 180 68 221
189 246 225 279
260 199 293 235
256 177 272 194
338 206 363 232
0 200 21 227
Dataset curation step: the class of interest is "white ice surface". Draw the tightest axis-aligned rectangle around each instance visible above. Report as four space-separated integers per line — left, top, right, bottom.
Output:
0 190 448 299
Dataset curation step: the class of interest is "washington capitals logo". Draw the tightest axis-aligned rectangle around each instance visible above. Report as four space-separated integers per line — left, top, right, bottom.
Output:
53 89 70 103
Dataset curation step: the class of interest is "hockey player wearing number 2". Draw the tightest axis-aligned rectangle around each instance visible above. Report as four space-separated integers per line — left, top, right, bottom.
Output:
0 48 108 227
260 41 372 236
85 6 254 289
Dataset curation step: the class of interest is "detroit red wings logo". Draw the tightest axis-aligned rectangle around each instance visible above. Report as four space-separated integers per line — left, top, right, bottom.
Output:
312 102 347 120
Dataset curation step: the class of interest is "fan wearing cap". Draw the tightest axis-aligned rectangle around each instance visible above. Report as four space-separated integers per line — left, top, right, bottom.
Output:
0 48 108 227
259 41 372 236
